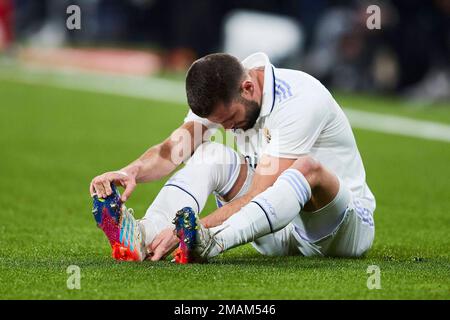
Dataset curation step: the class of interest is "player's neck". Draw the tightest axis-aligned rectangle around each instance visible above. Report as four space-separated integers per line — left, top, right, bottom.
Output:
248 67 265 106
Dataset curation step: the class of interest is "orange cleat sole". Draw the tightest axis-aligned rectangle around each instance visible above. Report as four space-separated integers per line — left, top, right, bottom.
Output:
111 242 142 261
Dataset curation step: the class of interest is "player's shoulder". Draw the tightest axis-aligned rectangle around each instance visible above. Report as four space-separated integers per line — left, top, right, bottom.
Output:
274 68 330 101
269 68 333 122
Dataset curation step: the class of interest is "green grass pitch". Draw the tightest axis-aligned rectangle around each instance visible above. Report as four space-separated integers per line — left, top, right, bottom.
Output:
0 78 449 299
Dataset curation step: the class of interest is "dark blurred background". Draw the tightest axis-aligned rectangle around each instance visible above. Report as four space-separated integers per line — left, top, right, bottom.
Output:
1 0 449 101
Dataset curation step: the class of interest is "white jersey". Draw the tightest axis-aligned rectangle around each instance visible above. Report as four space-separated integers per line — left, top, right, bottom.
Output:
184 52 375 213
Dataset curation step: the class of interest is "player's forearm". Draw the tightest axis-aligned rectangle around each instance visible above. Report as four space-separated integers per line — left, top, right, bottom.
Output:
120 121 204 183
201 156 295 228
201 192 255 228
120 143 178 183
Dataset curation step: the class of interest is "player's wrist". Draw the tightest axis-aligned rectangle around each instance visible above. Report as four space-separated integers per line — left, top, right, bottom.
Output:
118 163 140 180
113 170 129 178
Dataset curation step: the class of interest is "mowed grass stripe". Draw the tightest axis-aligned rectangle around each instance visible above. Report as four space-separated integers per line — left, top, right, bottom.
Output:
2 67 450 128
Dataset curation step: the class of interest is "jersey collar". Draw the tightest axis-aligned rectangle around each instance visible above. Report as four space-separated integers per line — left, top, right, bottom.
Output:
241 52 276 118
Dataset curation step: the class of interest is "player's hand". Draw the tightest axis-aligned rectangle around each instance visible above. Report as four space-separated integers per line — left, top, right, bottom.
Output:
89 170 136 202
148 227 179 261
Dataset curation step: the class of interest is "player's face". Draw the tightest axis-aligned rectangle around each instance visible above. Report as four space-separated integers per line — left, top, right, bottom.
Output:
208 98 261 131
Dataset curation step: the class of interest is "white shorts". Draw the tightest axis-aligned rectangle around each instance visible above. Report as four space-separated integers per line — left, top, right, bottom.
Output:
218 156 375 258
168 142 375 258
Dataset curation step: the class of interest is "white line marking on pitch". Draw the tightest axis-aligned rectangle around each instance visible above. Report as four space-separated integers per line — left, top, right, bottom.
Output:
1 67 450 143
343 109 450 142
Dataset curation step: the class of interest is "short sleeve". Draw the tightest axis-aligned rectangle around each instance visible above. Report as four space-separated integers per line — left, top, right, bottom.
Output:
264 95 331 158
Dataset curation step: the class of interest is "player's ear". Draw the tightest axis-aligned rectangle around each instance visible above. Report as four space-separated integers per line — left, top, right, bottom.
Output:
240 80 254 99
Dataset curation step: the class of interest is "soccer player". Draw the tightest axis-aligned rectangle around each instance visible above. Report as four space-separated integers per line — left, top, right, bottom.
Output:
90 52 375 262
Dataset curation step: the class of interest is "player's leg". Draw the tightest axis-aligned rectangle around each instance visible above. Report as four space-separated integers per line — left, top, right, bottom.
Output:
186 155 350 259
286 164 374 258
250 225 300 256
303 198 375 258
93 142 248 261
139 141 249 249
214 166 300 257
250 157 340 256
216 155 375 259
211 159 300 257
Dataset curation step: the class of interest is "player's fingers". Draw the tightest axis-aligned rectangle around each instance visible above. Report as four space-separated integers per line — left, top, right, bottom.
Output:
121 181 136 202
112 171 128 188
104 181 113 196
166 242 179 259
149 234 164 253
151 242 177 261
100 177 115 198
114 179 125 188
150 245 167 261
149 233 174 261
151 235 178 261
89 181 95 197
94 181 106 198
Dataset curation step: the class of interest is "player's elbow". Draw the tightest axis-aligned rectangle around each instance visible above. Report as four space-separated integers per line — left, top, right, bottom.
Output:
157 141 170 160
159 135 192 166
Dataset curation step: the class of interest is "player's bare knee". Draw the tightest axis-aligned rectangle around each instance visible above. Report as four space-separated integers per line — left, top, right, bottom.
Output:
289 156 322 187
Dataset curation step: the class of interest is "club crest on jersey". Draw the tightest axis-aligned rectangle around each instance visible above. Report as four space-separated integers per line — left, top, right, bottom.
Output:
263 127 271 143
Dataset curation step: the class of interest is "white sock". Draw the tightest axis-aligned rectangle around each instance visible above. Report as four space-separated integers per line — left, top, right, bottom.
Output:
210 169 312 255
139 142 242 246
139 185 200 246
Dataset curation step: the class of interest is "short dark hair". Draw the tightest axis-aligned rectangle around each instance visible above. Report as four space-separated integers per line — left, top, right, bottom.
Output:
185 53 245 118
